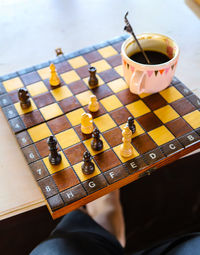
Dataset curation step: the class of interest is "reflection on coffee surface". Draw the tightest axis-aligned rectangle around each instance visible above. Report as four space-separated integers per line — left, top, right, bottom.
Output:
130 50 170 65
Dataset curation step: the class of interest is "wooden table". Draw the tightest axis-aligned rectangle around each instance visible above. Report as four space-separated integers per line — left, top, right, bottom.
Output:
0 0 200 220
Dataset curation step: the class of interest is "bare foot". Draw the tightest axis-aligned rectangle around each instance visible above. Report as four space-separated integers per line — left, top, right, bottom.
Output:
86 190 125 247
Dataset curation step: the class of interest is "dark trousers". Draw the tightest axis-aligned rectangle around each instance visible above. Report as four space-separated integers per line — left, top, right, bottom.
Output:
30 209 200 255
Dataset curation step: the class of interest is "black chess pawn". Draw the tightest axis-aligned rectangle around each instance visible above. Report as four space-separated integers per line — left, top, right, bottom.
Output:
88 66 98 87
18 88 31 109
91 128 103 151
47 136 62 165
81 151 95 175
127 116 136 134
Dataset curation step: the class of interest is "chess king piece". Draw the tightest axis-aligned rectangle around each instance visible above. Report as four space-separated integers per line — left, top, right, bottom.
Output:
88 95 99 112
47 135 62 165
18 88 31 109
81 151 95 175
120 126 134 157
81 113 93 134
88 66 98 88
91 128 103 151
127 116 136 136
49 63 61 87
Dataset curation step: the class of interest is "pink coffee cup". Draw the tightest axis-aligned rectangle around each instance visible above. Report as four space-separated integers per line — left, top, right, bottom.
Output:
121 33 179 94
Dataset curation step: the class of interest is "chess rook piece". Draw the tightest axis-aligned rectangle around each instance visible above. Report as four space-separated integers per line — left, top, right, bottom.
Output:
47 135 62 165
127 116 136 135
18 88 31 109
49 63 61 87
81 151 95 175
120 126 134 157
88 66 98 87
88 95 99 112
81 113 93 134
91 128 103 151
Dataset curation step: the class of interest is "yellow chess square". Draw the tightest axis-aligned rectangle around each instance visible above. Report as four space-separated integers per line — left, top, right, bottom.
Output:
51 86 72 101
120 120 145 138
56 128 80 149
37 67 51 80
113 144 139 163
66 108 85 126
84 136 110 156
76 90 94 106
68 56 88 69
3 77 24 92
107 78 128 93
43 152 70 174
98 46 118 58
148 126 175 146
83 75 104 87
40 103 63 121
160 86 183 103
27 81 48 97
94 114 116 132
126 100 150 118
100 95 123 112
14 99 37 115
61 70 80 84
114 65 123 77
73 161 101 182
90 59 111 73
183 110 200 129
28 123 52 142
139 92 152 98
154 105 179 123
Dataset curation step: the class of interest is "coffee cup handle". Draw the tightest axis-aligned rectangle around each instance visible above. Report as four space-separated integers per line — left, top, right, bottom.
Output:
130 70 145 94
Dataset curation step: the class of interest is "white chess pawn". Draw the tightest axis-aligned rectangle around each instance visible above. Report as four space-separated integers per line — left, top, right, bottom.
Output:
81 113 93 134
49 63 60 86
120 126 134 157
88 95 99 112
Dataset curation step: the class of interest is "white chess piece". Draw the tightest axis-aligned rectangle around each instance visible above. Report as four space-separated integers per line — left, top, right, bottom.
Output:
120 126 134 157
81 113 93 134
88 95 99 112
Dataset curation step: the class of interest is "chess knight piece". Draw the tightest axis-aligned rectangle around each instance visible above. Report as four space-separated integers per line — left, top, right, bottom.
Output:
88 66 98 88
18 88 31 109
81 151 95 175
47 135 62 165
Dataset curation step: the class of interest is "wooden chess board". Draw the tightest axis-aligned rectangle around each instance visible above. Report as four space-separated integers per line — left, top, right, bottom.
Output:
0 36 200 219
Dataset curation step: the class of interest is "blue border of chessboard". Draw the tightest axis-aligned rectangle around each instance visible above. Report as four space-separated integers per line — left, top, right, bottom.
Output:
0 34 128 84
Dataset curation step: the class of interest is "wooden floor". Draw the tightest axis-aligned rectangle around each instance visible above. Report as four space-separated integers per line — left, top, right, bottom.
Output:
1 152 200 255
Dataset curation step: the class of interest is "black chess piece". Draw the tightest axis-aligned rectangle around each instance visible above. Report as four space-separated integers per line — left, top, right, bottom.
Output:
81 151 95 175
88 66 98 87
91 128 103 151
18 88 31 109
47 136 62 165
128 116 136 134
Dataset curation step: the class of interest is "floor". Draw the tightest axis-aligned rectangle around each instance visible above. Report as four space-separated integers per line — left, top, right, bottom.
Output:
1 152 200 254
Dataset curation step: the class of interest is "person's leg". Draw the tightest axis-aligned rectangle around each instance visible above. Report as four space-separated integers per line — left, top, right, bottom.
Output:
30 190 125 255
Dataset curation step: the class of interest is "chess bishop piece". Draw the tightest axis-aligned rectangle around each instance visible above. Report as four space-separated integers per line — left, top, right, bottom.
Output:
91 128 103 151
88 95 99 112
49 63 61 87
81 113 93 134
18 88 31 109
127 116 136 137
120 126 134 157
81 151 95 175
88 66 98 88
47 135 62 165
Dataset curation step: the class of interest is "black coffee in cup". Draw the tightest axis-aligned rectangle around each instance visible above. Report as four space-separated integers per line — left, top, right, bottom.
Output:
130 50 170 65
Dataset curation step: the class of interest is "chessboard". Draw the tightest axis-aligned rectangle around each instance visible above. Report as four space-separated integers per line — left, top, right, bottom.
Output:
0 35 200 219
